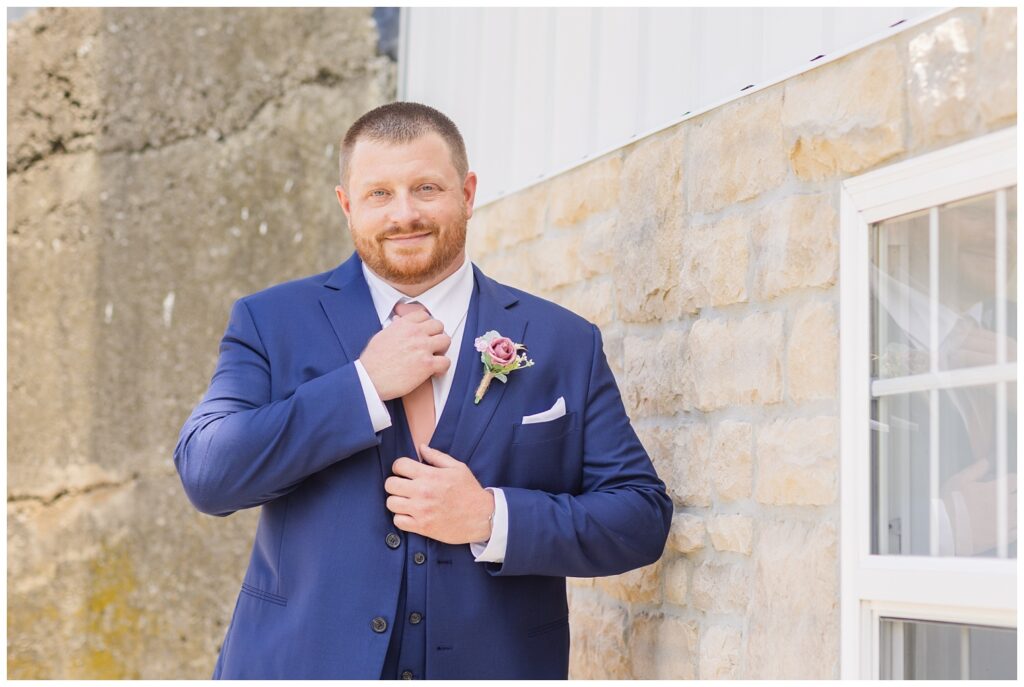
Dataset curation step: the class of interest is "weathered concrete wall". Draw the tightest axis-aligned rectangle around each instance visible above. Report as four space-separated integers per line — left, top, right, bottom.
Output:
7 7 394 678
467 6 1016 679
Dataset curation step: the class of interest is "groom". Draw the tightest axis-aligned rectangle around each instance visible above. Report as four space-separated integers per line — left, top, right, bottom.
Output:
174 102 672 679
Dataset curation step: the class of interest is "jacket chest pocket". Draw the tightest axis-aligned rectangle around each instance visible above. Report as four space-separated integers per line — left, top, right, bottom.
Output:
506 412 580 490
511 411 577 445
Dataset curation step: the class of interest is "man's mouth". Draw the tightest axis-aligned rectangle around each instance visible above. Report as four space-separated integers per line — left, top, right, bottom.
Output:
386 231 432 242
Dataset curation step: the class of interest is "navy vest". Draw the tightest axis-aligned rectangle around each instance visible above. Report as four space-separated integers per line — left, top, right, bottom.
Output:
379 278 481 679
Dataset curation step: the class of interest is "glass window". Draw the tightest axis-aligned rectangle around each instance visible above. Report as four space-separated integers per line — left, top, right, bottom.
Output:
869 187 1017 558
879 617 1017 679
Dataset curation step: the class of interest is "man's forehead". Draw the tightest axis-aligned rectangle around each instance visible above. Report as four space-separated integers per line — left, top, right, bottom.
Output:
347 132 458 186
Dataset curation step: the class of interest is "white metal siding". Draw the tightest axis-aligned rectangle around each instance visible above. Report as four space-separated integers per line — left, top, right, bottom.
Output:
400 7 949 206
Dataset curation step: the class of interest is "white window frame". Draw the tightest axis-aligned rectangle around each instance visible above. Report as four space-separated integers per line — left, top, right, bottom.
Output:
839 126 1017 679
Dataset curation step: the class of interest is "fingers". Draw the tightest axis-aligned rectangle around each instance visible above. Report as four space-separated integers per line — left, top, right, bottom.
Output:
395 309 431 324
429 332 452 355
431 354 452 376
420 318 445 335
386 495 413 515
393 513 419 534
384 475 415 496
392 456 430 478
418 444 459 467
394 310 443 336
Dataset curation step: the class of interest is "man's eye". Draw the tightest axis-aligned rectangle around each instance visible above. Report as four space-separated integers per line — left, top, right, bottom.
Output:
370 190 388 198
420 184 438 192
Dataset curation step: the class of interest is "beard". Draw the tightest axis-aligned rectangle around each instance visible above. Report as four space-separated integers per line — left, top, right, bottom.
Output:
350 211 467 285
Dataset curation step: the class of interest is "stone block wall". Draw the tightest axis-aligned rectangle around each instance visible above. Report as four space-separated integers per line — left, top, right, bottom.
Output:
467 7 1015 679
7 8 394 678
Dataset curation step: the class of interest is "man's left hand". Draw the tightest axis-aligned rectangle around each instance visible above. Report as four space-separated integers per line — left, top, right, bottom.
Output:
385 445 495 545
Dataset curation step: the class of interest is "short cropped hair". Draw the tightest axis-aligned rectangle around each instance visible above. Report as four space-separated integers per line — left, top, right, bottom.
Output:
338 101 469 187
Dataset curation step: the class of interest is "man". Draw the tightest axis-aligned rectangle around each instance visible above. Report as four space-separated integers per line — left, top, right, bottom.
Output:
174 102 672 679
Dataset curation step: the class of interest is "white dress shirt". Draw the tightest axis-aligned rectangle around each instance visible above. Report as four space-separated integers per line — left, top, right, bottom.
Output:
352 253 508 563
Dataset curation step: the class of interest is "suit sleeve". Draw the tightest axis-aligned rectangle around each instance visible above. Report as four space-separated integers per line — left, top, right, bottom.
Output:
173 297 382 517
483 323 674 578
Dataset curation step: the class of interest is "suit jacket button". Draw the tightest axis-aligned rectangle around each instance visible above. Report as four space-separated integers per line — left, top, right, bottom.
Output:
409 612 423 625
371 616 388 633
385 533 402 549
401 670 414 679
413 552 426 564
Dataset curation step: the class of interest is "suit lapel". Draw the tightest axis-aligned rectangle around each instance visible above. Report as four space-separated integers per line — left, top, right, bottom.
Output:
318 254 527 477
319 252 382 363
319 252 389 482
444 264 527 469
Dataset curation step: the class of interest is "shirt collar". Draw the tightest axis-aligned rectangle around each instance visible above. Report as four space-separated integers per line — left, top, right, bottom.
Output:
361 253 475 337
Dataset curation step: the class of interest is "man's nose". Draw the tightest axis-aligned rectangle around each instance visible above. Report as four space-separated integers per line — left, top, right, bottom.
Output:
388 193 422 225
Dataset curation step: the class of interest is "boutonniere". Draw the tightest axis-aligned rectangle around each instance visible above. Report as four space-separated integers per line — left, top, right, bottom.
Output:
473 330 534 404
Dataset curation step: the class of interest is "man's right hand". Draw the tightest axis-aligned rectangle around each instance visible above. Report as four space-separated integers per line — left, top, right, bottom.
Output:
358 309 452 401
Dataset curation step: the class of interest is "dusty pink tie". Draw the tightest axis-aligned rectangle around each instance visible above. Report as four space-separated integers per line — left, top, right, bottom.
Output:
392 301 435 460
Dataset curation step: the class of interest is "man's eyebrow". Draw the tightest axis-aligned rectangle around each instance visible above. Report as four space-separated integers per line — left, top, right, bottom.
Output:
357 175 446 190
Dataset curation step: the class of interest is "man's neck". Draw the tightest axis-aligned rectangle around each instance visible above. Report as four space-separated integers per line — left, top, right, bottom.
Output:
380 250 466 298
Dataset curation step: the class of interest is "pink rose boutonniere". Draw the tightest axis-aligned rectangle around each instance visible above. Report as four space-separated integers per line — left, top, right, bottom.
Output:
473 329 534 404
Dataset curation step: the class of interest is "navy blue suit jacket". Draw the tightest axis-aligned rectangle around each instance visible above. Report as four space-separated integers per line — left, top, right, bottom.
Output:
174 251 672 679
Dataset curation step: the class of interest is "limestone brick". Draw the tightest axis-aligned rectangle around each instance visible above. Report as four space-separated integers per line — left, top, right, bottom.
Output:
710 421 753 501
469 182 546 254
783 42 905 180
614 126 687 322
979 7 1017 126
700 625 743 679
744 520 839 678
622 330 691 418
679 212 749 313
628 612 699 679
525 231 587 290
754 416 838 506
567 593 630 679
549 279 615 327
752 194 838 300
663 557 690 607
689 88 788 213
666 512 705 555
707 514 754 555
685 312 784 411
594 558 663 605
787 301 839 401
577 216 617 276
690 561 751 614
908 16 982 148
671 424 712 507
548 153 621 227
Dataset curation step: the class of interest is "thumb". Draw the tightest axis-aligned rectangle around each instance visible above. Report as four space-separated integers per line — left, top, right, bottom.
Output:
419 444 457 466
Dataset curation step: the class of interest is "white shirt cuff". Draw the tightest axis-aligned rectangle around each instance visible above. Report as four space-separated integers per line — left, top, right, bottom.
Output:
470 487 507 563
354 359 392 433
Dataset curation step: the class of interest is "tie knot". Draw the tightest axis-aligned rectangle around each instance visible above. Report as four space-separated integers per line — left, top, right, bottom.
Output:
393 300 429 318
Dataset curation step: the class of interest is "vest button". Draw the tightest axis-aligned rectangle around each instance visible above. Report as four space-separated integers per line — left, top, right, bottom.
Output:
371 616 388 633
385 532 402 549
413 551 426 564
409 611 423 625
401 670 414 679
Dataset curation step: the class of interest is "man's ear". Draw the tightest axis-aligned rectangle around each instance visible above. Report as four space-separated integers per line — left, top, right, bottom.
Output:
463 171 478 220
335 185 352 221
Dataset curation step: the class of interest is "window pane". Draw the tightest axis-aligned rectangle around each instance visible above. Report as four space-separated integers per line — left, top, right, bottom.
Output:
937 190 1017 372
871 208 931 379
870 187 1017 379
871 383 1017 558
879 617 1016 679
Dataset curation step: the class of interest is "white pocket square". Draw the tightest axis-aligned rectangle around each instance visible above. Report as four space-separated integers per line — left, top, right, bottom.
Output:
521 396 566 424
